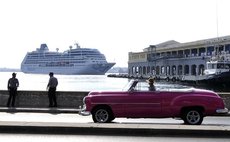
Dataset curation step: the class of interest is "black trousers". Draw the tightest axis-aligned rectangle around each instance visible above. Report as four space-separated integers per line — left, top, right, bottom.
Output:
7 88 17 107
48 87 57 107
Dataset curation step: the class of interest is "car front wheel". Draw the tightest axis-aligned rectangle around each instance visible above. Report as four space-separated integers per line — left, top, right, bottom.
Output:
182 109 203 125
92 107 113 123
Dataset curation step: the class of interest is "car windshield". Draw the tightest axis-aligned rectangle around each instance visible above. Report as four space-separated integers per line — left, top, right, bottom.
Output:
122 80 138 91
123 80 192 92
122 80 154 91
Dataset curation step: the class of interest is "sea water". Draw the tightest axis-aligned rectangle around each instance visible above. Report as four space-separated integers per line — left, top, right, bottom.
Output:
0 72 129 91
0 72 190 92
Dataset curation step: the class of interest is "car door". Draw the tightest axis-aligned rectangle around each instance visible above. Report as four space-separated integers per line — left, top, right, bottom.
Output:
123 90 162 118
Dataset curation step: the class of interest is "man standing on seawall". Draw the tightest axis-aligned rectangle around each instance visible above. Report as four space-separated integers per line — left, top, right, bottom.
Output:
47 72 58 107
7 72 19 107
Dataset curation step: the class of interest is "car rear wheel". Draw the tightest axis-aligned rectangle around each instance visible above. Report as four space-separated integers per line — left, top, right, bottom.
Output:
182 109 203 125
92 107 113 123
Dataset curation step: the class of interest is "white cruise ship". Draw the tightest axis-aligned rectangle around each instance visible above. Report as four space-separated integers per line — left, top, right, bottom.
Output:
21 43 115 75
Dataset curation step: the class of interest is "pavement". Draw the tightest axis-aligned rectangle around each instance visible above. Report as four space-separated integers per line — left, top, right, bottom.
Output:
0 107 230 137
0 107 79 113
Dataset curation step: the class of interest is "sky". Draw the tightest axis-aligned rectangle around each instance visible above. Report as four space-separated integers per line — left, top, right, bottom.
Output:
0 0 230 69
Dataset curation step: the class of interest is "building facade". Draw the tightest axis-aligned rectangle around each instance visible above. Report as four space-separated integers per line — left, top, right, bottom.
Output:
128 35 230 79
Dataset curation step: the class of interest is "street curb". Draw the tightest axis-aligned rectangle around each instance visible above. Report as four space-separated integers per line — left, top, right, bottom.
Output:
0 123 230 137
0 107 229 116
0 107 230 137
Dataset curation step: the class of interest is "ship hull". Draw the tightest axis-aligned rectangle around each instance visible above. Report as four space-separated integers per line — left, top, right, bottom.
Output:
21 63 115 75
180 71 230 90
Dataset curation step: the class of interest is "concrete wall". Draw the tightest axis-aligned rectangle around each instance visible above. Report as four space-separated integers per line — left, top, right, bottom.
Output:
0 90 88 108
0 90 229 110
217 93 230 110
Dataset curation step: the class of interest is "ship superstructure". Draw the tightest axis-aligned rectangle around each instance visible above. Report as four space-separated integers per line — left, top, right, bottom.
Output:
21 43 115 75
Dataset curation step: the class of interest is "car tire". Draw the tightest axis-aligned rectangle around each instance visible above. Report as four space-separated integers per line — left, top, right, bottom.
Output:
92 106 113 123
182 109 203 125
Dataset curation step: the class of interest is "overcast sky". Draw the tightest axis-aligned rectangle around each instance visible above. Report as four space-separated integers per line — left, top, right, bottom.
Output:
0 0 229 68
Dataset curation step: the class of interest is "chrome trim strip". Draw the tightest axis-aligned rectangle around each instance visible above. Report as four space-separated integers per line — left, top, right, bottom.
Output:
91 102 161 105
216 108 228 114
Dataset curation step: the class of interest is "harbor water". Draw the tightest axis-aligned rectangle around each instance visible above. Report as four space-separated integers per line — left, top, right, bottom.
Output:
0 72 191 92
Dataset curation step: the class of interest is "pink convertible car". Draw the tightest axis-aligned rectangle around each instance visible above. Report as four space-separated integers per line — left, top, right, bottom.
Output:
80 80 228 125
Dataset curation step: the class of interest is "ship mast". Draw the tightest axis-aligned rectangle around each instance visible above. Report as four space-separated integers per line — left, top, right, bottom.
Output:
214 0 220 59
215 0 219 40
214 0 220 58
74 42 82 58
74 42 80 49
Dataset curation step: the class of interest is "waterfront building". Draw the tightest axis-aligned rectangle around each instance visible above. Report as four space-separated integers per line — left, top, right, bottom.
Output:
128 35 230 81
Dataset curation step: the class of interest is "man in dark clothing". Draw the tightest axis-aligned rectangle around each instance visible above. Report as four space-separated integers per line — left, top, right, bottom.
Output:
47 72 58 107
147 76 156 91
7 72 19 107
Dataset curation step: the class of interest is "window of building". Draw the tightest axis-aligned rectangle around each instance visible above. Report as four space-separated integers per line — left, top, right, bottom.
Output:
225 44 230 53
184 49 190 57
161 66 165 74
199 47 205 56
191 49 198 56
207 46 214 56
184 65 189 75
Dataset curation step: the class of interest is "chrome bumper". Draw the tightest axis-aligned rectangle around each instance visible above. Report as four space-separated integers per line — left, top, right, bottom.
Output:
78 105 91 116
79 110 91 116
216 108 229 114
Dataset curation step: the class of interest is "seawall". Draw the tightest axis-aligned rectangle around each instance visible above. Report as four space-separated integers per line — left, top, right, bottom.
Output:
0 90 230 110
0 90 88 108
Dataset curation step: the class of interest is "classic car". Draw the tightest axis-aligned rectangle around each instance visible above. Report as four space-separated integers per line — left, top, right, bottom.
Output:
80 80 228 125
